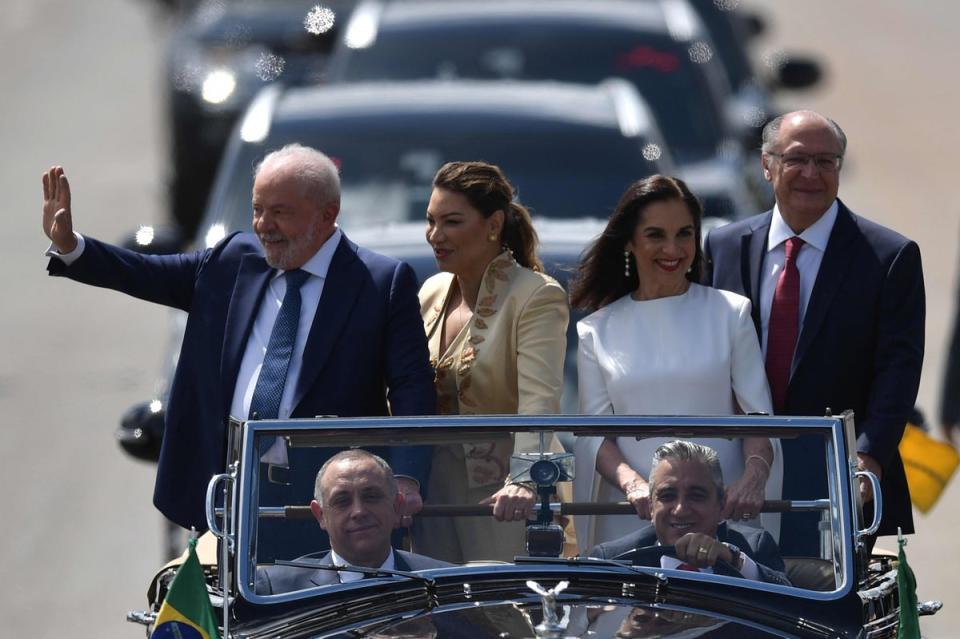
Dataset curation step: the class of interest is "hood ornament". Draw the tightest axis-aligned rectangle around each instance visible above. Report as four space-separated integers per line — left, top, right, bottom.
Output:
526 580 569 638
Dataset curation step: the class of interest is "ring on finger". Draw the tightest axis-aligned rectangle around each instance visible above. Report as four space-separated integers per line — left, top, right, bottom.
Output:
697 546 707 556
742 512 753 520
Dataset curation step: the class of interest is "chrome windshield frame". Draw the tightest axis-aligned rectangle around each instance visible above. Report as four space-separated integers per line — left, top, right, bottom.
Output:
225 414 858 606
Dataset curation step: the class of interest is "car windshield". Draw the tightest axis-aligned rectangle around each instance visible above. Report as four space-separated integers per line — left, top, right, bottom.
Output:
337 25 726 160
234 416 854 602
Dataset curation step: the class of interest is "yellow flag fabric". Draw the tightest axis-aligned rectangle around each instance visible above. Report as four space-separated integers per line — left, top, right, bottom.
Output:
899 423 959 513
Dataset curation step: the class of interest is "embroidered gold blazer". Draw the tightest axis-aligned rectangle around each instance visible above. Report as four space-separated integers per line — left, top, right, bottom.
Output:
418 252 569 416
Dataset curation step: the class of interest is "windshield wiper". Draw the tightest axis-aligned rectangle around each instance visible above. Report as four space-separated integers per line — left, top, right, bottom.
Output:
272 559 438 589
513 555 653 574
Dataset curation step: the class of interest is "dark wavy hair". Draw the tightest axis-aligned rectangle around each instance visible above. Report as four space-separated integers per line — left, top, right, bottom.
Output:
569 175 703 311
432 161 543 272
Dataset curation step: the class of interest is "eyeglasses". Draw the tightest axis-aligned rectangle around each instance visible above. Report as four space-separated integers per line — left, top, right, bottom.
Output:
766 152 842 172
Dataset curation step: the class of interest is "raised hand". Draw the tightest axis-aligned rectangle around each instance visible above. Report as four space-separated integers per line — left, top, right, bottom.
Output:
41 166 77 253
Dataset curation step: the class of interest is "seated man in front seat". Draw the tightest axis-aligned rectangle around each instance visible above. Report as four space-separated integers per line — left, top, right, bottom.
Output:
257 449 450 594
590 441 790 586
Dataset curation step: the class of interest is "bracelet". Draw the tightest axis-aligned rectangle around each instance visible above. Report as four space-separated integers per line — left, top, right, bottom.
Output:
745 454 771 475
623 478 646 496
506 480 536 494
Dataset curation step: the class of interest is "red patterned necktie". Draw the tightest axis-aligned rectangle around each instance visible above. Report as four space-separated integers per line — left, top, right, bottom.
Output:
766 236 805 413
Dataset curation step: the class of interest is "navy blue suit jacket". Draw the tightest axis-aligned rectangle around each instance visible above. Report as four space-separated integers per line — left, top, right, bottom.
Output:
703 202 924 538
48 232 436 529
589 522 790 586
255 549 451 594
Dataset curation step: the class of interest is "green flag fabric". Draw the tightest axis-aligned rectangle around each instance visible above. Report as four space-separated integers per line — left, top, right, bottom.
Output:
150 538 221 639
897 536 920 639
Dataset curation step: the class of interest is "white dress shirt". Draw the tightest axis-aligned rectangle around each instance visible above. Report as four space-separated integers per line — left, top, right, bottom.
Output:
759 201 839 359
230 227 343 423
328 548 396 583
660 547 761 581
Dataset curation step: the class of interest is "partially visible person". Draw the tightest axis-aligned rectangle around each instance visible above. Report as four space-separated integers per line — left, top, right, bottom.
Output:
256 450 450 594
41 145 435 537
703 111 925 554
413 161 570 562
570 175 779 551
590 441 789 586
940 244 960 444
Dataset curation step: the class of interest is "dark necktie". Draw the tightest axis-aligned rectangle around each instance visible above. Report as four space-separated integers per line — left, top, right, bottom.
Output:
249 269 311 420
766 237 805 413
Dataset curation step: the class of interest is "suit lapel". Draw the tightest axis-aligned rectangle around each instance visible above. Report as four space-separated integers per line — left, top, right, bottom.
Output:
422 274 455 342
744 213 771 333
292 236 364 409
220 253 274 417
310 552 338 586
394 551 411 572
793 203 859 370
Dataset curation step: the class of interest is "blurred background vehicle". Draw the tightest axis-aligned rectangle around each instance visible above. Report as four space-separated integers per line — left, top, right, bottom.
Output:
146 0 824 243
156 0 360 242
327 0 823 219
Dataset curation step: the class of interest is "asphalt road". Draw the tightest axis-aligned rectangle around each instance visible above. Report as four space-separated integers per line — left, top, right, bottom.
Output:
0 1 956 637
0 1 168 636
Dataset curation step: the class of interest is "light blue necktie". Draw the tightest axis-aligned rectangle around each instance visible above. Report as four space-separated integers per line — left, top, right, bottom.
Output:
249 269 311 421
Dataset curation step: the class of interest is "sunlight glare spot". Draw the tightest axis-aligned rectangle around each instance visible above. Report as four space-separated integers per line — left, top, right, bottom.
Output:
688 41 713 64
713 0 740 10
205 223 227 248
135 225 155 246
743 107 767 128
255 53 285 81
304 5 336 35
201 69 236 104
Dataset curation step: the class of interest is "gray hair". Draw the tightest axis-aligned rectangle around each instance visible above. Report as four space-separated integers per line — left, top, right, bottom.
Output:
254 143 341 208
761 110 847 157
650 440 724 500
314 449 398 506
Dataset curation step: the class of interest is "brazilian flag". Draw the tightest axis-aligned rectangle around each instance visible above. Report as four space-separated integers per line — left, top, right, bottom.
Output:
151 538 221 639
897 534 920 639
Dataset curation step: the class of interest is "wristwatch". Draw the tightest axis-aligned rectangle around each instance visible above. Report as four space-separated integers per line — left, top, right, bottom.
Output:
722 542 744 571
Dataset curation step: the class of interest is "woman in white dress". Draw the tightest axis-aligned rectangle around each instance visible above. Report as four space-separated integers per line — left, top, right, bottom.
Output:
569 175 780 551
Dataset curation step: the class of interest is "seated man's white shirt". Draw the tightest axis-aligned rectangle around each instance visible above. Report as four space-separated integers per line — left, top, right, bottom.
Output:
660 551 761 581
329 548 396 583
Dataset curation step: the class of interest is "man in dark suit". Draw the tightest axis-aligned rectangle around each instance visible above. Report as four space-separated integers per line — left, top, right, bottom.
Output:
590 441 790 586
41 144 436 533
703 111 925 554
256 450 450 594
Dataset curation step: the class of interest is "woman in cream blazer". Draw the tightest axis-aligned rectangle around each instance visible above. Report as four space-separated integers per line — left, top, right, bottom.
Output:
413 161 569 563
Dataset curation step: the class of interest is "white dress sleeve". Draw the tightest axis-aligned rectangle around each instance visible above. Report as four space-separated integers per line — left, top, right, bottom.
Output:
574 317 614 551
577 319 614 415
730 297 773 415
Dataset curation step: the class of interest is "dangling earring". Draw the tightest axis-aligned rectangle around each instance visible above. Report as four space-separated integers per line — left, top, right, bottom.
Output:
624 250 631 278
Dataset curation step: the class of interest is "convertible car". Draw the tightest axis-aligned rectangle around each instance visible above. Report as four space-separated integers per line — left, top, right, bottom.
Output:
128 413 940 638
